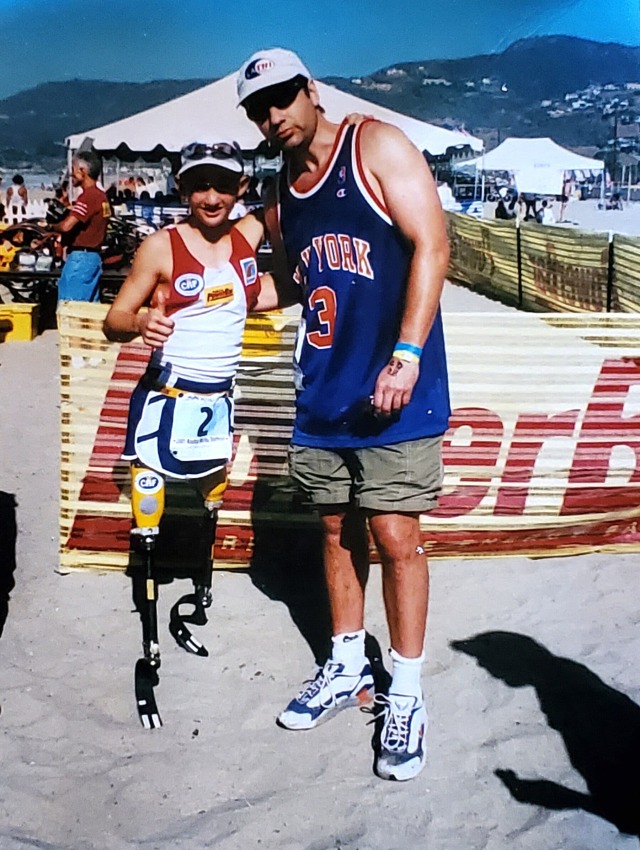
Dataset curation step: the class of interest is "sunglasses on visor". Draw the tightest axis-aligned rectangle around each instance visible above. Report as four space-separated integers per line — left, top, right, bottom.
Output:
180 141 244 167
243 76 308 123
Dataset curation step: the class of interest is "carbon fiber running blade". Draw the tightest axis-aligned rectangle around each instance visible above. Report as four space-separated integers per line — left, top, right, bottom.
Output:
134 659 162 729
169 594 209 657
169 619 209 657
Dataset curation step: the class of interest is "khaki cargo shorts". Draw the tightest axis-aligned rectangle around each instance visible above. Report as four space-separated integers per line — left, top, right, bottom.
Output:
288 435 443 513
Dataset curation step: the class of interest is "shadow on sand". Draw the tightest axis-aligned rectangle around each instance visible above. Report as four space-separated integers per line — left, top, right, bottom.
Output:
0 491 17 639
451 631 640 837
248 479 391 693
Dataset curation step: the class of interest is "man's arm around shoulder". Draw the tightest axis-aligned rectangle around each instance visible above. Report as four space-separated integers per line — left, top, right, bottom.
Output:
251 183 301 313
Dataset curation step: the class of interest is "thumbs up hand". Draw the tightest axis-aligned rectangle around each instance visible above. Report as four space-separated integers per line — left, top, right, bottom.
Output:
138 287 175 348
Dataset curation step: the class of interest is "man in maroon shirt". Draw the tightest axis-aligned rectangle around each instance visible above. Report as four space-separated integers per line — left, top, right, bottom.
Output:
54 150 111 301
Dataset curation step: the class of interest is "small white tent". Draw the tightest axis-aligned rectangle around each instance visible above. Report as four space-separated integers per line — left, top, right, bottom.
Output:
455 136 605 195
65 73 482 158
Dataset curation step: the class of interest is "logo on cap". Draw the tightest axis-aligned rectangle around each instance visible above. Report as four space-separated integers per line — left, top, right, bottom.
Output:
245 58 275 79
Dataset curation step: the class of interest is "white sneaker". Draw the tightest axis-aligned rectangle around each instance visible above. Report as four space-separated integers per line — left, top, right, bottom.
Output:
375 693 428 781
277 660 374 730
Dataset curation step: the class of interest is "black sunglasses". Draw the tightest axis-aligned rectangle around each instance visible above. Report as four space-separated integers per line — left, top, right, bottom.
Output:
243 76 308 123
183 173 242 196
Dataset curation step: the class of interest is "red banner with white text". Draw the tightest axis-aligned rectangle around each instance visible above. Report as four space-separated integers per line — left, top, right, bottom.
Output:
59 305 640 570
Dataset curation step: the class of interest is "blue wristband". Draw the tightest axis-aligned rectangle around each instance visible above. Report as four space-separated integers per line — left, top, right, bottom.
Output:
394 342 423 358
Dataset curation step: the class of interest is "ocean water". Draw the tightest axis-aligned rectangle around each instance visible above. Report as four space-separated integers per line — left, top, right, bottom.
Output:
1 172 62 192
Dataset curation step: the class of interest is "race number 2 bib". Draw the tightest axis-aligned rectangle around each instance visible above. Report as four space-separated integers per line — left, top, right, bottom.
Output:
169 393 233 463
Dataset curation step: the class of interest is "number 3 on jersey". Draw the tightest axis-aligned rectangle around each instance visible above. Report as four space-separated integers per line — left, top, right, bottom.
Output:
306 286 336 349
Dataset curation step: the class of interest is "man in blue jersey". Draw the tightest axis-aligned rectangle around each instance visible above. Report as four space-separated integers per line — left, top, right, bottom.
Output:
237 48 451 782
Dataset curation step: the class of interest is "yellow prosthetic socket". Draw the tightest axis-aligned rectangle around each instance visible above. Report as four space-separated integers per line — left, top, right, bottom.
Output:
131 464 165 535
193 467 228 606
202 467 228 512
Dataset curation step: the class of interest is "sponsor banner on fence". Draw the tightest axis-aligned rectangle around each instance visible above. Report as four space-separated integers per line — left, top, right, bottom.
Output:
59 304 640 571
613 234 640 314
445 213 640 314
446 214 519 304
519 225 611 312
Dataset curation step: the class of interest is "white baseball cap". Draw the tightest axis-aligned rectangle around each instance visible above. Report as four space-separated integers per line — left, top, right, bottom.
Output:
236 48 311 105
177 141 244 177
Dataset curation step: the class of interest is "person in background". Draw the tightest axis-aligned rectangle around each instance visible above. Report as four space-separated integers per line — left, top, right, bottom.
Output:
495 188 517 220
538 200 555 225
520 192 538 221
6 174 28 221
237 47 451 782
52 150 111 302
55 180 70 208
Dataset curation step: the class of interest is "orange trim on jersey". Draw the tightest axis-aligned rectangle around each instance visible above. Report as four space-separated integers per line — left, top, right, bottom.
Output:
289 118 350 197
354 120 390 218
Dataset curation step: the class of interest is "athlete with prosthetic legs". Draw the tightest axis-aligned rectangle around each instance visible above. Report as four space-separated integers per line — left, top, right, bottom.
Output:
237 49 451 780
104 141 279 727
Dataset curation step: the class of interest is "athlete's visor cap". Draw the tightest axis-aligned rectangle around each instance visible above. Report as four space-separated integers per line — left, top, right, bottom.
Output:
237 48 311 106
177 141 244 177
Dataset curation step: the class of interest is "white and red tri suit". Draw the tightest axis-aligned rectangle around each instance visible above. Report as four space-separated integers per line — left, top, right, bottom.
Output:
123 224 261 478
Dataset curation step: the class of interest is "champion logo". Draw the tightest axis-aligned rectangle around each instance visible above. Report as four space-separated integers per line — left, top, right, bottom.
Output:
245 58 275 79
336 188 347 198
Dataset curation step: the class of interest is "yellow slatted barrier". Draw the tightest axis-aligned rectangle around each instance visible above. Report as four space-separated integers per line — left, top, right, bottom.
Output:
446 213 520 305
445 212 640 315
519 224 611 312
613 234 640 314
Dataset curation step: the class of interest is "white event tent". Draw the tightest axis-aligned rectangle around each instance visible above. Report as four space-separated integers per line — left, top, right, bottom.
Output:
455 136 605 196
65 73 483 161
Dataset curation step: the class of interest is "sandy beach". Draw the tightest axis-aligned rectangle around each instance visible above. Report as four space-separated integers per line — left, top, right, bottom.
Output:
1 282 640 850
482 196 640 237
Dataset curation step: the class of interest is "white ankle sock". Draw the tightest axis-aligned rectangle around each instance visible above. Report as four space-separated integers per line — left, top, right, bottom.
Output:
331 630 366 671
389 647 424 699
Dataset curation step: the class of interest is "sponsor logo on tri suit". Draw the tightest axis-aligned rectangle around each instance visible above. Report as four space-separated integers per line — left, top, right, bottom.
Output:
134 471 163 494
240 257 258 286
336 188 347 199
245 58 274 79
174 273 205 297
205 283 235 305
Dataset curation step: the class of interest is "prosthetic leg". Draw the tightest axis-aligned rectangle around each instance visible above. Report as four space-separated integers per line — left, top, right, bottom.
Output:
130 463 166 729
168 468 227 658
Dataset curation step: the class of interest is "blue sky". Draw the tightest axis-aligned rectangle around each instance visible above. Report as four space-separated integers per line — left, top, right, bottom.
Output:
0 0 638 99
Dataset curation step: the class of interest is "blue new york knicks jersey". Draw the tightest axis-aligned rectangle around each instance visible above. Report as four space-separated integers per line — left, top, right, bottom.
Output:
278 120 450 448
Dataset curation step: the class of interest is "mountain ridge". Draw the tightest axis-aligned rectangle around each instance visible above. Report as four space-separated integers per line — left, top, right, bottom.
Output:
0 35 638 169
